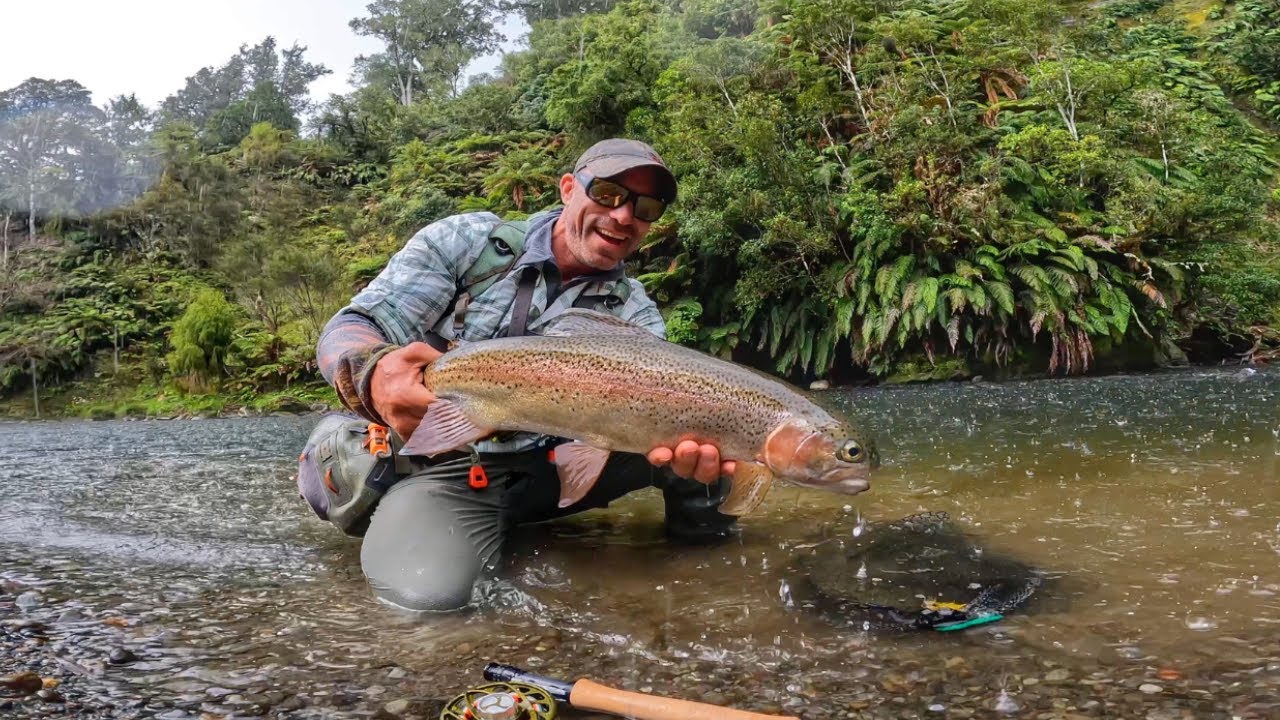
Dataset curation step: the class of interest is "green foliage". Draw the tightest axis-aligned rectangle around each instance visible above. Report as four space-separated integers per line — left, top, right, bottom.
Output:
5 0 1280 416
166 288 239 388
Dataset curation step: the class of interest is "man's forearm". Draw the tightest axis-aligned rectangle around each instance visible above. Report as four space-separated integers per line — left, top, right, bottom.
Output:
317 311 398 423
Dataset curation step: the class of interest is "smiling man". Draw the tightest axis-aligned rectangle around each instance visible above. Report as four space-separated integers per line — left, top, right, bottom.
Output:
303 138 738 612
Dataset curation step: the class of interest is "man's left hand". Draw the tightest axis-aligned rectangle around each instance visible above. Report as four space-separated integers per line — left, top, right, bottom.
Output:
647 441 736 484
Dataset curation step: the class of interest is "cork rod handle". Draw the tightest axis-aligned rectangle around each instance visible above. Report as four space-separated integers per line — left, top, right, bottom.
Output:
569 678 802 720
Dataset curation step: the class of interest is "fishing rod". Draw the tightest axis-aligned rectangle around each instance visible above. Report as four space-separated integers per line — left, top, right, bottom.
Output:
455 662 801 720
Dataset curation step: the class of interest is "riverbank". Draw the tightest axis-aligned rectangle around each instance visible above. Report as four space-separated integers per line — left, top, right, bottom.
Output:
0 372 341 422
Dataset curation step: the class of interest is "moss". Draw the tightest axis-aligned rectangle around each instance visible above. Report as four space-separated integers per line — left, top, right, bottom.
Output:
884 354 975 384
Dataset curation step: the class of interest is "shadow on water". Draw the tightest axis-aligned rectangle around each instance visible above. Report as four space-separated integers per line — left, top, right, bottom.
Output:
1 366 1279 718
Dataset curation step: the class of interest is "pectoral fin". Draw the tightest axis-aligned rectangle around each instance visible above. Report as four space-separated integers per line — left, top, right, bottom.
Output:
552 442 611 508
720 462 777 516
401 399 493 456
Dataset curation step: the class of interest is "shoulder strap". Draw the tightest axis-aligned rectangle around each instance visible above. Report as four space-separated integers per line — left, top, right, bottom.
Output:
462 220 530 297
450 219 531 337
571 277 633 314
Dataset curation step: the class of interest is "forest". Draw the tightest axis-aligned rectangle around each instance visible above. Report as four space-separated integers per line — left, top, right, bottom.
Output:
1 0 1278 418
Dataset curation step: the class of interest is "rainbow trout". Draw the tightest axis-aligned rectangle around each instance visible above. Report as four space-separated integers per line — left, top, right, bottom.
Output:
402 310 876 515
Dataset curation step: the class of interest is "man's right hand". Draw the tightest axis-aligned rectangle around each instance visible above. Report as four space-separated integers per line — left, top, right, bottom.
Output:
370 342 443 441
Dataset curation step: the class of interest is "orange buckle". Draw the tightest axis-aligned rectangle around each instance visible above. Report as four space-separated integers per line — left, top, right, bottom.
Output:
364 423 392 458
468 464 489 490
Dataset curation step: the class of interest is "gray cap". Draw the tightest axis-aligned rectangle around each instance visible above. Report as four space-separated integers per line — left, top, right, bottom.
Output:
574 138 677 203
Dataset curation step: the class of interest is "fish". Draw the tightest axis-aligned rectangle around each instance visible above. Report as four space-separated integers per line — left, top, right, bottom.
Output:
401 310 877 516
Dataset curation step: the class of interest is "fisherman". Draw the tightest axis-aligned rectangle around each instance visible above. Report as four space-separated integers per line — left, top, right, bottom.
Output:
303 138 737 612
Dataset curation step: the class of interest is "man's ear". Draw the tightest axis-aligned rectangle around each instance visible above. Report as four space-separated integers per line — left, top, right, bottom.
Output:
559 173 576 204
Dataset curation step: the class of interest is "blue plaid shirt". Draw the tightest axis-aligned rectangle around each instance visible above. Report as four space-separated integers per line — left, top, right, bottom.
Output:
318 209 666 452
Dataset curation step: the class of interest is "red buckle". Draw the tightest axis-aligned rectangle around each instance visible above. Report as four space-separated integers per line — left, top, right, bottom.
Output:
468 464 489 490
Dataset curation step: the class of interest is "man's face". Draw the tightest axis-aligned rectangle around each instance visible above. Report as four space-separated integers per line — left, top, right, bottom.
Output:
555 167 662 275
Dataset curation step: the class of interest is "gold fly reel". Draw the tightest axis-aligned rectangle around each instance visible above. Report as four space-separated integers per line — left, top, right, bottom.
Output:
439 681 557 720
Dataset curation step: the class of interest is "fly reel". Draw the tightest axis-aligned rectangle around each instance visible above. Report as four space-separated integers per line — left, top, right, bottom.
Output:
440 681 557 720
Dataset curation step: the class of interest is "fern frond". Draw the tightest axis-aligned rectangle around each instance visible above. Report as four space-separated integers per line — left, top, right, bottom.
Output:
1048 267 1080 295
986 280 1016 316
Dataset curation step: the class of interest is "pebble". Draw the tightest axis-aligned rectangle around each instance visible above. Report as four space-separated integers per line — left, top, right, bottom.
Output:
16 592 42 610
1045 669 1071 682
1140 683 1163 694
1 671 44 695
36 688 65 703
107 648 137 665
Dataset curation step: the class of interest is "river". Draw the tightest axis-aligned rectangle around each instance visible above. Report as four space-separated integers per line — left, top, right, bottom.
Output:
1 366 1278 718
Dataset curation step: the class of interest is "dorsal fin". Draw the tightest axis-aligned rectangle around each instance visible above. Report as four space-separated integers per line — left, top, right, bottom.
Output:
535 309 659 339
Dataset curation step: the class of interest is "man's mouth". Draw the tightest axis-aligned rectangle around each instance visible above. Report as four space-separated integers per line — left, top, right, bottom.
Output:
595 228 628 246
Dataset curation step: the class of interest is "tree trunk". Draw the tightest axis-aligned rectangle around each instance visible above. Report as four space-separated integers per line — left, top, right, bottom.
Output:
28 182 36 245
30 357 40 418
2 210 9 269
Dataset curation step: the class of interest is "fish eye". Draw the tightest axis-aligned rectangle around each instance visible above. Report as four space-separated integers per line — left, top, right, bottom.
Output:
837 440 865 463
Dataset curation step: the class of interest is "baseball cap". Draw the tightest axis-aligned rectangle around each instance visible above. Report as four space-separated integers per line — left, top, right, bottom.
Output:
573 138 677 203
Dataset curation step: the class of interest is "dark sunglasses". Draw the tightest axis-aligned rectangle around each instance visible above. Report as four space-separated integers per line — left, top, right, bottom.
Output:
575 172 669 222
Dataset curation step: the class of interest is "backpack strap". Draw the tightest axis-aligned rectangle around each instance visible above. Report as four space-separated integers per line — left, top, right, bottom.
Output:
465 220 530 297
451 219 531 337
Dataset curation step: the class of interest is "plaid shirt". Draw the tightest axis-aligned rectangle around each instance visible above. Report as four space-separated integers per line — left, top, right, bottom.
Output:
317 209 665 451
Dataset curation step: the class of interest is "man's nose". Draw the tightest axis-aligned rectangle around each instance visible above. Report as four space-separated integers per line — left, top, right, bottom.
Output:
609 200 636 225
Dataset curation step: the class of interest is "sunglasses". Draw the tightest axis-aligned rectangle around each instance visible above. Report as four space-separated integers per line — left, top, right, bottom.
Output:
575 172 669 222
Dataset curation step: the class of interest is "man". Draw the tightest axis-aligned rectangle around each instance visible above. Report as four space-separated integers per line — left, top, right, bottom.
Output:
307 138 736 612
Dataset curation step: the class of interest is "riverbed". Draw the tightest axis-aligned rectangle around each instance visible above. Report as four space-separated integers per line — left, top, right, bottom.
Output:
2 366 1278 718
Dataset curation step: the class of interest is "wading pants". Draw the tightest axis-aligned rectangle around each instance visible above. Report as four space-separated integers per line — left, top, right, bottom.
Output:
359 446 734 612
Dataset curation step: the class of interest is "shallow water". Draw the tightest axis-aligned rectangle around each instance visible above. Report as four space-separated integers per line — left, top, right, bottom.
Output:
2 366 1278 718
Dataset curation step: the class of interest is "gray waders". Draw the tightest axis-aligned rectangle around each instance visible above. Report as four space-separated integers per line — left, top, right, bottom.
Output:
359 444 735 612
299 415 736 612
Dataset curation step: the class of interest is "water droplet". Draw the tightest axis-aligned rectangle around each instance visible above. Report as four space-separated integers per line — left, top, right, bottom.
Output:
1185 616 1217 631
994 689 1020 714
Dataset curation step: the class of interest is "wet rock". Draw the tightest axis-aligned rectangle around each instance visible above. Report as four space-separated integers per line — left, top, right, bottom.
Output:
382 697 437 717
15 591 41 610
108 647 138 665
277 695 306 711
1139 683 1162 694
1 671 43 695
36 688 64 703
387 667 408 679
810 380 831 390
696 691 726 706
329 690 359 707
56 609 88 624
1045 669 1071 682
206 686 235 698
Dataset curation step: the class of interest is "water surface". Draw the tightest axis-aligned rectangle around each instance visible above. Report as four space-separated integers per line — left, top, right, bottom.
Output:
1 366 1277 718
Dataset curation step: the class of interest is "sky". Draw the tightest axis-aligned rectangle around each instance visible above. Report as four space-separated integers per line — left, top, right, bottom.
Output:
0 0 527 109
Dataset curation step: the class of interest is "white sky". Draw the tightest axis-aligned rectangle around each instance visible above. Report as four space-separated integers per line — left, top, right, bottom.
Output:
0 0 526 109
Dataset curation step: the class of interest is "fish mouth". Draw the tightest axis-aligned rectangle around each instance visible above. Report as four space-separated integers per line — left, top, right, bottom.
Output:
812 468 871 496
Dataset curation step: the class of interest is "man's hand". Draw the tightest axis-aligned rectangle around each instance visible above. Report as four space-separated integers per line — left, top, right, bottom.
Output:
647 441 736 485
370 342 443 441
